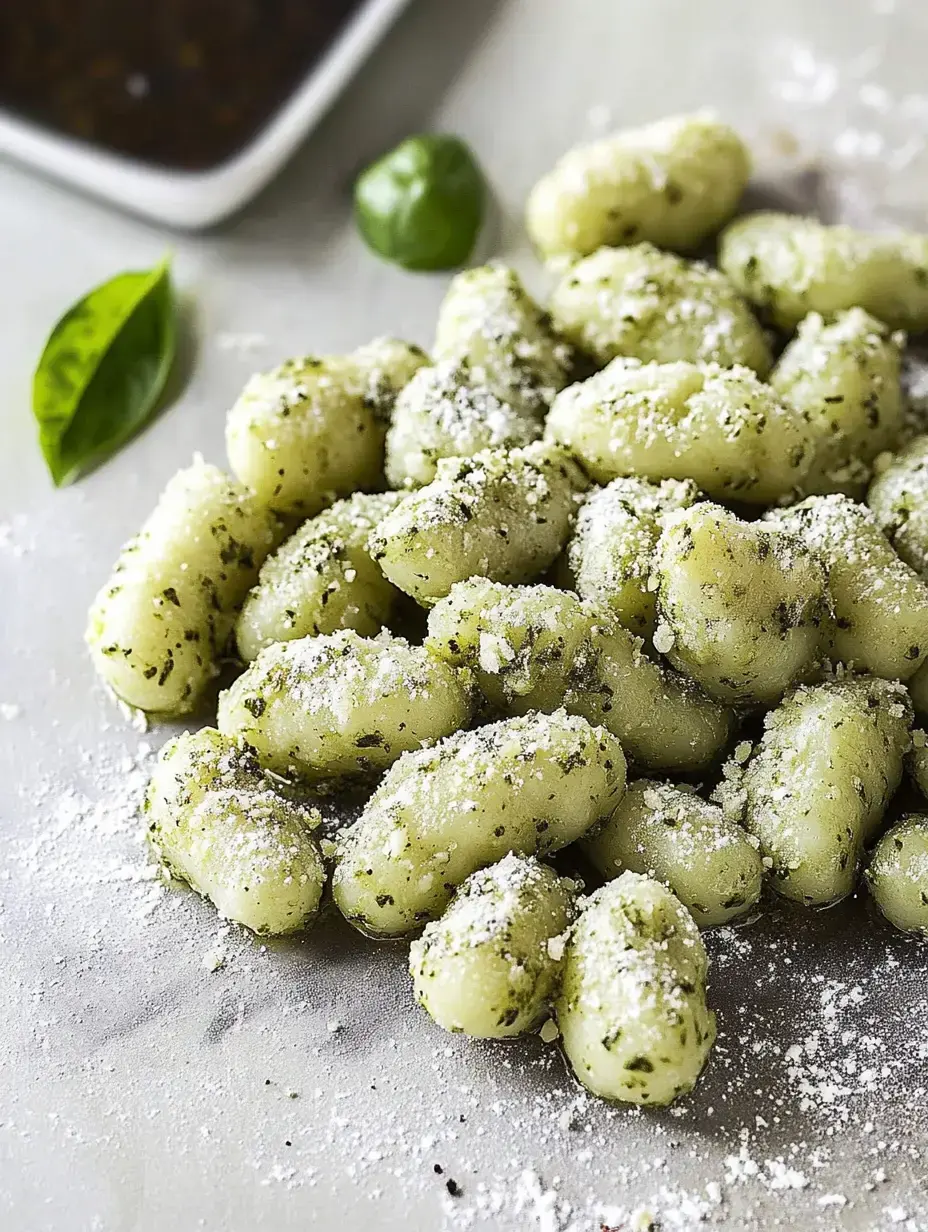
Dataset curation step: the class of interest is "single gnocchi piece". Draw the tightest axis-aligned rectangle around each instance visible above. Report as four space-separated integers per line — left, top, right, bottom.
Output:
409 854 577 1037
581 779 763 928
217 629 473 781
226 337 428 516
654 503 828 707
866 815 928 935
332 709 626 937
565 476 701 638
716 677 912 907
767 495 928 682
770 309 904 497
145 728 325 935
385 360 541 488
718 211 928 332
526 111 749 260
868 435 928 577
556 872 716 1106
86 458 281 717
370 443 583 607
545 358 814 504
433 263 573 416
550 244 771 374
235 491 404 662
426 578 733 772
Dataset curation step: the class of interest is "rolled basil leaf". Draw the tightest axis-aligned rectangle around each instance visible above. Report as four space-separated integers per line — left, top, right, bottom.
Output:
32 256 176 486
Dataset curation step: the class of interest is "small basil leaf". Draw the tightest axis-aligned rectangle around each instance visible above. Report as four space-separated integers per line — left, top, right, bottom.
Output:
32 257 177 486
354 134 486 272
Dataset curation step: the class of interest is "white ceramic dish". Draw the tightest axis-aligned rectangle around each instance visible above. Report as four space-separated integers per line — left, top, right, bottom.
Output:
0 0 410 230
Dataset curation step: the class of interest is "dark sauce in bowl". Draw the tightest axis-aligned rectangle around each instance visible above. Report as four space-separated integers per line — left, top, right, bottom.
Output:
0 0 367 172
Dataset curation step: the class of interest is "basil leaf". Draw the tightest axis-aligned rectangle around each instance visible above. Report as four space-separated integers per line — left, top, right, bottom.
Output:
32 257 177 486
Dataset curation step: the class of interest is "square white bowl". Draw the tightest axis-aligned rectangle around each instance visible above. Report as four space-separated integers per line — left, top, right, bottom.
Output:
0 0 411 230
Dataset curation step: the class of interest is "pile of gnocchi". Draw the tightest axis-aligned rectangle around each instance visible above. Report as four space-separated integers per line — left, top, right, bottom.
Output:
87 111 928 1109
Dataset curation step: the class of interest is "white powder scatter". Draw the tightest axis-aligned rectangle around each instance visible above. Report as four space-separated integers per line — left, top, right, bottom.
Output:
217 331 268 356
586 103 613 133
1 702 21 721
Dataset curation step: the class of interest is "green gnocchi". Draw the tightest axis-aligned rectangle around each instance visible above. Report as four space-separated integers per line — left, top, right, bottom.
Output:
654 503 828 706
719 211 928 332
526 111 749 259
409 854 576 1037
550 243 771 373
332 709 626 937
767 494 928 682
217 629 473 781
556 872 716 1105
236 491 404 662
146 728 325 935
581 779 763 928
545 357 814 504
565 476 701 638
868 434 928 577
370 443 583 607
866 815 928 935
433 263 572 416
771 309 904 497
426 577 733 772
717 676 911 906
87 458 281 717
385 360 541 488
226 337 428 516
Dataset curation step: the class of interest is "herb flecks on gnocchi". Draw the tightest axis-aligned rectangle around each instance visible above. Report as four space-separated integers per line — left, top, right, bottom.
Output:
409 854 577 1037
370 443 583 607
226 337 428 516
87 457 281 717
868 434 928 578
866 815 928 935
545 358 814 504
582 779 763 928
332 709 625 937
217 629 473 782
527 112 749 259
556 872 716 1106
550 243 771 374
426 577 733 772
654 503 828 707
146 728 326 935
719 211 928 332
717 676 912 907
771 308 904 498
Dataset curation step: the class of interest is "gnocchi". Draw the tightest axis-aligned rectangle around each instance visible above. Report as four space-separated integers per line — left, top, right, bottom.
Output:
384 360 541 488
767 494 928 682
565 476 701 638
433 263 572 416
409 854 577 1037
654 503 828 706
146 728 325 935
370 443 583 607
771 309 904 497
868 434 928 577
556 872 716 1105
545 358 814 504
718 211 928 332
717 677 911 906
581 779 763 928
332 709 626 937
526 111 749 259
426 578 733 772
550 243 771 373
866 815 928 935
235 490 404 662
217 629 473 781
226 337 428 516
87 458 281 717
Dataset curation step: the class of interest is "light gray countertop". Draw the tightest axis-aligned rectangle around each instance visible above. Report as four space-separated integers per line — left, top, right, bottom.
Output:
2 2 928 1229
